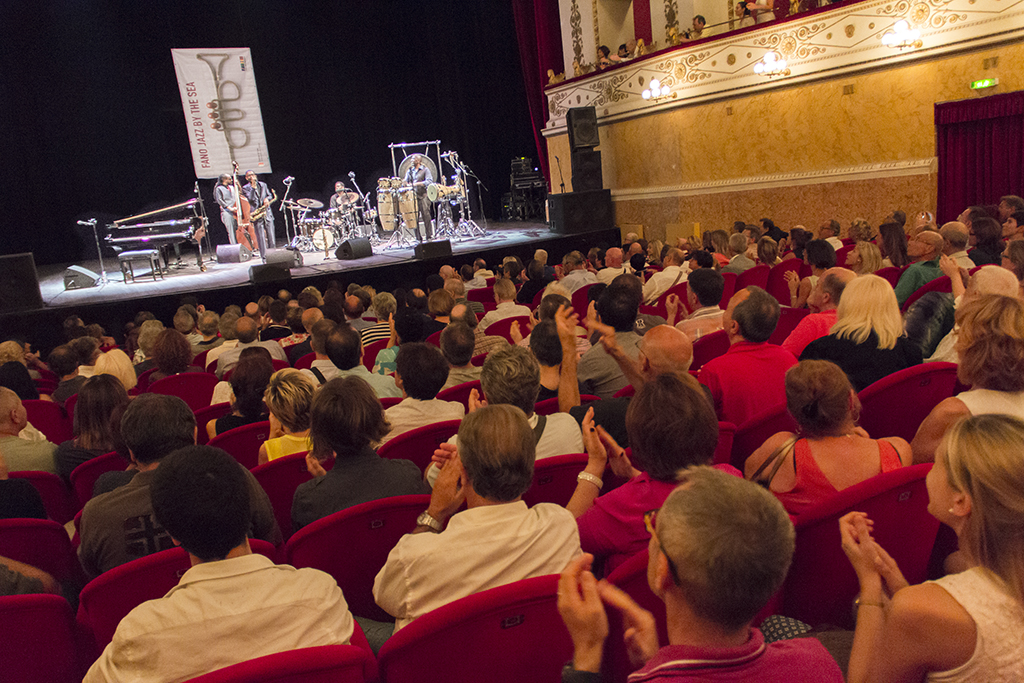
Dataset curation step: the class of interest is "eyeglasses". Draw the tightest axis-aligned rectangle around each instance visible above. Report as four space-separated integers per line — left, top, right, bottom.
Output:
643 509 680 585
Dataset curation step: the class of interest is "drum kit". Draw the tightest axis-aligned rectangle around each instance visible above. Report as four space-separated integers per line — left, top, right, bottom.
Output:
284 149 485 256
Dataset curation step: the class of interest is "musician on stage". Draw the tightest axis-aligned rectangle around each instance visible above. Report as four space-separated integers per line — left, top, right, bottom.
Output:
214 174 238 245
329 182 354 211
403 154 434 241
243 170 276 258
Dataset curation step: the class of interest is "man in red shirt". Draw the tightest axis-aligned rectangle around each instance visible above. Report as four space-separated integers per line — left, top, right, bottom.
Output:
781 267 856 357
698 287 796 426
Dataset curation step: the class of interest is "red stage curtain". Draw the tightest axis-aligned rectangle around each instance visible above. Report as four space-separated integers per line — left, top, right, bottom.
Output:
935 91 1024 224
512 0 564 184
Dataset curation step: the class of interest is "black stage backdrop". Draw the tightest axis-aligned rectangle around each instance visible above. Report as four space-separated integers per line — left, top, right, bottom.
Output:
0 1 536 266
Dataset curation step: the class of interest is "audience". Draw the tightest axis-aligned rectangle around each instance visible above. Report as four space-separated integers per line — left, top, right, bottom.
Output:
940 222 975 270
0 387 57 473
297 318 340 385
93 348 138 393
445 275 484 314
912 294 1024 462
560 250 598 293
256 369 315 465
801 274 922 391
558 466 843 681
845 240 883 275
83 445 352 683
291 376 429 532
841 415 1024 682
54 374 129 482
373 307 431 376
478 278 531 331
968 215 1004 266
745 360 911 515
925 262 1018 363
450 301 509 358
204 314 238 371
381 342 464 445
699 286 796 426
877 220 910 268
893 229 944 307
786 239 836 308
47 344 86 405
642 248 688 304
0 360 41 401
207 348 273 440
578 285 642 399
326 323 400 398
79 394 279 580
148 329 200 383
215 316 286 378
284 306 323 365
672 268 725 341
722 233 756 274
439 322 481 389
374 405 581 635
597 247 628 285
781 267 856 357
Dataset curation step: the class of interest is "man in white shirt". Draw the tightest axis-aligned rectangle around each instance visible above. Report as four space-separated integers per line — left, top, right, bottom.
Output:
298 319 341 385
819 219 844 250
215 316 286 378
597 247 629 285
84 445 354 683
467 258 494 290
204 313 240 371
380 343 465 445
478 278 532 331
373 405 581 633
560 250 599 294
642 248 689 304
940 222 975 270
312 324 400 398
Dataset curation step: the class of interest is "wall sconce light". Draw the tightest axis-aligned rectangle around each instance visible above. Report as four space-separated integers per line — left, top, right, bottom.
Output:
641 78 676 102
753 52 790 78
881 20 922 50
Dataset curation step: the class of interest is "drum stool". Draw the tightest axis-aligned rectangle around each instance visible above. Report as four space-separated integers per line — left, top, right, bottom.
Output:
118 250 164 283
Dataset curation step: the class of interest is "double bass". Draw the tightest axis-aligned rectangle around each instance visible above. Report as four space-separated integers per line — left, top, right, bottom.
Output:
232 161 259 253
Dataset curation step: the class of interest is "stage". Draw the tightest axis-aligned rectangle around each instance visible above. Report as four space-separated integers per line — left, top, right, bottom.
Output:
5 221 618 353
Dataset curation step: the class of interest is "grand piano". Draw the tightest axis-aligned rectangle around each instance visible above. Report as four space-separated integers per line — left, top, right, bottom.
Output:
105 198 208 272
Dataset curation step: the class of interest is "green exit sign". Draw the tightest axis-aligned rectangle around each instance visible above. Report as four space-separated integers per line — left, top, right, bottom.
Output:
970 78 999 90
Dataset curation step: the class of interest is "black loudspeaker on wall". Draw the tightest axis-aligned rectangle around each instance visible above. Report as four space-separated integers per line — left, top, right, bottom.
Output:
335 238 373 260
216 244 252 263
548 190 613 235
63 264 100 290
566 106 599 151
0 253 44 311
414 240 453 260
571 149 603 192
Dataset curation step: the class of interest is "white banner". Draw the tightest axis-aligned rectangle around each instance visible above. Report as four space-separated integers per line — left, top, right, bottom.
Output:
171 48 272 178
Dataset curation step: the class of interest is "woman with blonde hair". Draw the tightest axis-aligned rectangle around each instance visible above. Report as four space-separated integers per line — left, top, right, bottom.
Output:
257 369 316 465
93 349 138 392
801 274 922 391
746 360 911 515
756 236 782 266
912 294 1024 462
845 241 884 275
848 218 873 243
840 414 1024 682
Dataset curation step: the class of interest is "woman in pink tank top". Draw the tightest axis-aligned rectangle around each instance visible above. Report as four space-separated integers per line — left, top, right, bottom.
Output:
745 360 911 515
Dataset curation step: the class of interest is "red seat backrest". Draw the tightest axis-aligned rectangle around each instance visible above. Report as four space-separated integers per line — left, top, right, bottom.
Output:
362 339 388 372
22 399 72 445
285 494 431 623
8 471 78 524
294 352 316 370
194 402 233 446
69 451 125 508
768 306 810 346
900 275 953 313
0 594 80 683
208 421 272 470
857 362 958 442
376 574 571 683
251 451 313 543
782 464 938 628
570 284 597 319
874 266 904 288
602 549 670 682
730 403 798 471
612 384 635 398
466 286 494 304
482 316 532 345
134 367 158 394
533 394 600 417
192 349 211 373
521 453 588 507
0 518 86 587
735 264 770 290
718 272 738 309
181 644 369 683
425 330 442 347
148 372 220 412
380 396 402 409
376 420 463 473
435 380 482 412
689 329 730 371
470 352 488 367
712 422 737 466
764 260 805 306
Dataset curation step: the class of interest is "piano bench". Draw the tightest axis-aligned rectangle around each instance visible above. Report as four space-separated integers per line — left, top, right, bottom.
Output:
119 250 164 283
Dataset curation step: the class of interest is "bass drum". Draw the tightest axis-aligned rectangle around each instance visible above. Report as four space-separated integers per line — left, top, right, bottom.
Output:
398 188 418 227
312 227 337 251
377 189 398 232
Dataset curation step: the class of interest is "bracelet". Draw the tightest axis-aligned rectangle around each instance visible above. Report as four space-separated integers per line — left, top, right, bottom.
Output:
577 472 603 490
854 597 884 609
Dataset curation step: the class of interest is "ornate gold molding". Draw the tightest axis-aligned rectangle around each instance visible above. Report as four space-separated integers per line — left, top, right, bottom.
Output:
610 158 938 200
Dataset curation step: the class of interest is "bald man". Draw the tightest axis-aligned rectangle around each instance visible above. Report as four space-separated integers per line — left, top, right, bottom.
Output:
0 388 58 474
286 307 324 365
894 230 946 307
597 248 628 285
781 267 857 357
215 316 287 378
568 324 696 446
939 222 974 270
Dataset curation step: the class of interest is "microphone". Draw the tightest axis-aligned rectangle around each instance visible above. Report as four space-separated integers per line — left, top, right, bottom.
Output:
555 155 560 162
348 171 356 178
440 152 452 159
283 175 295 183
194 181 199 193
77 219 96 226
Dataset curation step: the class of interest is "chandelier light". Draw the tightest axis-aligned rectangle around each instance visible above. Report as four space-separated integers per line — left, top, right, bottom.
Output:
641 78 675 102
881 20 923 50
753 52 790 78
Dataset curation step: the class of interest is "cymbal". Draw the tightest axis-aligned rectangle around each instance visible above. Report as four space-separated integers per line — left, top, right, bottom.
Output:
281 200 304 209
297 198 324 209
337 192 359 204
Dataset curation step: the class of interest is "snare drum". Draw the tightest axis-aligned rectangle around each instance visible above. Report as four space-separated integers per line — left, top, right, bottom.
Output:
377 189 398 232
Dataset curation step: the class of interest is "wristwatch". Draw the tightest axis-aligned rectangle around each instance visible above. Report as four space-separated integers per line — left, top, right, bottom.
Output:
416 510 444 532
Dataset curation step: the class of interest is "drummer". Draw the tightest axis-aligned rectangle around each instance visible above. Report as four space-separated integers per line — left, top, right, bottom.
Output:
329 182 355 211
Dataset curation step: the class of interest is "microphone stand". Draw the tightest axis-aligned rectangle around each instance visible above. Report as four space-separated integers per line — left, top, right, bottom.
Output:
280 177 295 245
555 156 565 193
78 218 109 285
194 182 210 271
348 172 370 239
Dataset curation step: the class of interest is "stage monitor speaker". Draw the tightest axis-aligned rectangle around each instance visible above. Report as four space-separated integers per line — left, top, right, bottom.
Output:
249 263 291 284
571 149 603 192
548 190 613 235
266 250 302 268
414 240 452 260
63 264 100 290
216 244 252 263
566 106 599 151
0 253 44 312
335 238 372 260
